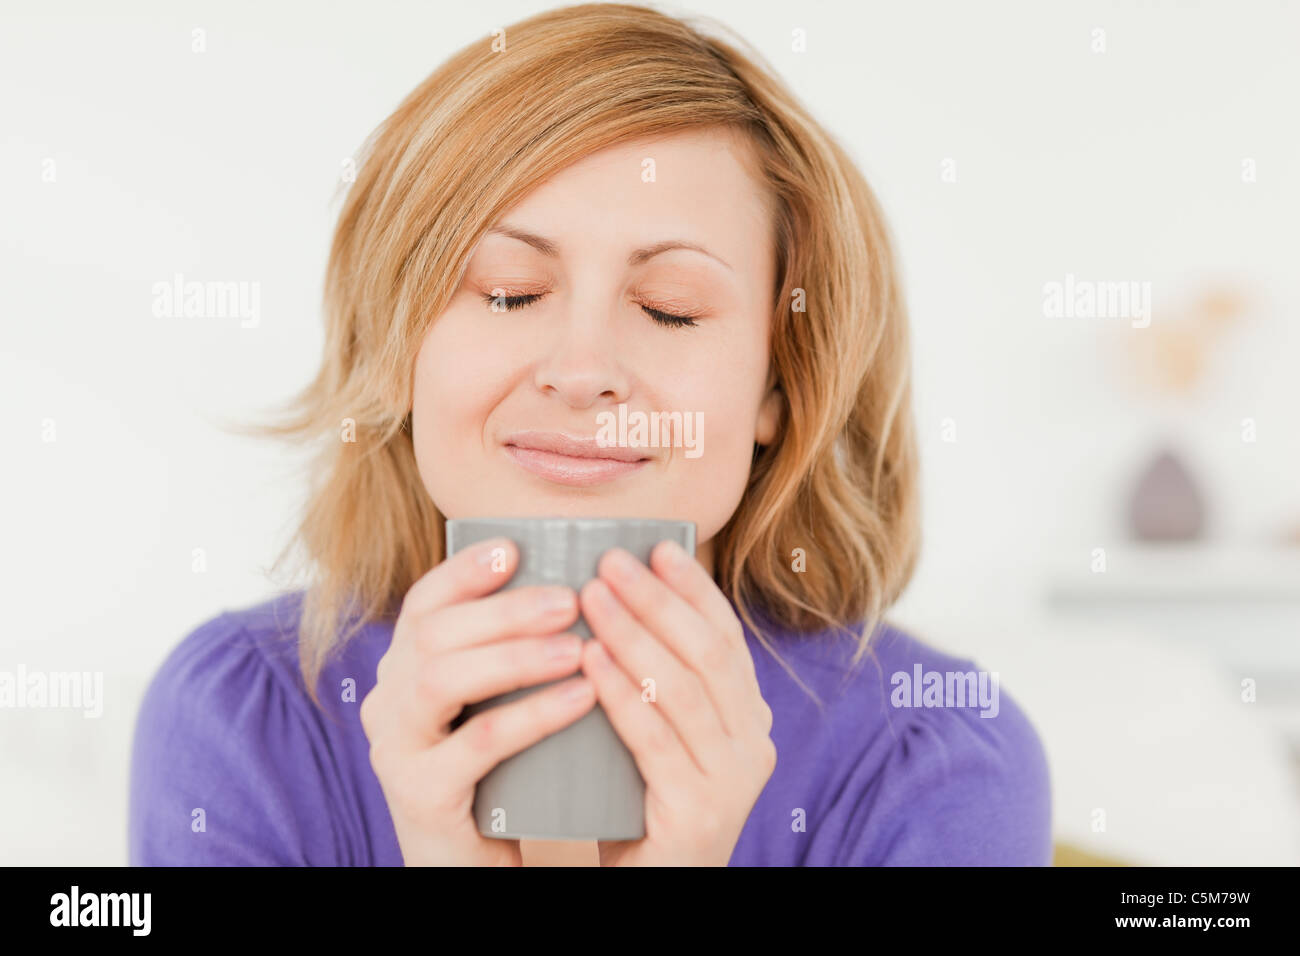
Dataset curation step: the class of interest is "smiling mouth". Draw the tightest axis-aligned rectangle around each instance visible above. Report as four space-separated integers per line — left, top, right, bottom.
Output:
503 432 652 487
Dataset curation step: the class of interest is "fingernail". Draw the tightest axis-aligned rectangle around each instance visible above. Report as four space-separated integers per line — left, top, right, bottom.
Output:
477 539 509 566
588 640 611 669
560 677 592 700
540 588 575 613
604 548 639 583
662 539 690 568
588 579 616 609
546 635 582 660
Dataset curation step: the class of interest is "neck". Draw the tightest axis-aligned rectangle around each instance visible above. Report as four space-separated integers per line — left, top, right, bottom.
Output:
695 536 714 579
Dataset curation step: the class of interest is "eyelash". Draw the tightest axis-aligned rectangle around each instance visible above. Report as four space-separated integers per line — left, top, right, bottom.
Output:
479 291 700 328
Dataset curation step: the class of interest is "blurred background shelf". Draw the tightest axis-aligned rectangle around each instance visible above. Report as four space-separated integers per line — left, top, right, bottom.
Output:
1041 543 1300 685
1044 545 1300 606
1035 542 1300 865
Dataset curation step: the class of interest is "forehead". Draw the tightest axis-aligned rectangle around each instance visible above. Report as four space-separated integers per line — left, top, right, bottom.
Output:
483 127 774 275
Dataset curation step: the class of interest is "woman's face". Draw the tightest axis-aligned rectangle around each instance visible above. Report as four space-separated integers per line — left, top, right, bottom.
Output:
411 127 782 577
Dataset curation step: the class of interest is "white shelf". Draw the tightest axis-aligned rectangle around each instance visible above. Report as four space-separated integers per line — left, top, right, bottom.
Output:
1043 544 1300 606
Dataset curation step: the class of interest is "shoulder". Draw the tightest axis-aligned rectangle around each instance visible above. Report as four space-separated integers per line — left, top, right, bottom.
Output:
745 616 1052 866
129 591 348 865
134 592 309 730
850 623 1053 865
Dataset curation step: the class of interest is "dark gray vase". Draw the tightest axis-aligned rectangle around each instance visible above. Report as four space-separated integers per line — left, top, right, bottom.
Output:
1128 448 1205 541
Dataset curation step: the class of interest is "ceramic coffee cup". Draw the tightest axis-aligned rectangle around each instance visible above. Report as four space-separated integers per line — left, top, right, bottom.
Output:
444 516 697 841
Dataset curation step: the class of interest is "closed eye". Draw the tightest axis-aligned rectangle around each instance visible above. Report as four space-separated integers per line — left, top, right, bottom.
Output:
482 291 544 312
480 290 699 328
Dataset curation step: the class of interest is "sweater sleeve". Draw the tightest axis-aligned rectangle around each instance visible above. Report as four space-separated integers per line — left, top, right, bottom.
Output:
829 677 1053 866
128 612 346 866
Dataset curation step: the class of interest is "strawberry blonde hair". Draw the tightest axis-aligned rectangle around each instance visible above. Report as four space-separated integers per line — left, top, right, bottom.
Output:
233 2 919 713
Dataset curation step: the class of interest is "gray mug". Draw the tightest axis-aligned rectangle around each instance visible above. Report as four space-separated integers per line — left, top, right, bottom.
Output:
444 516 697 841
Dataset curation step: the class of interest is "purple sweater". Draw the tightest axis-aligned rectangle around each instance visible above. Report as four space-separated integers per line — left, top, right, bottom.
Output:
129 590 1052 865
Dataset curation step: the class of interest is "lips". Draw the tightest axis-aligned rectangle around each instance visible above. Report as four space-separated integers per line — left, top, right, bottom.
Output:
505 430 650 462
503 430 651 486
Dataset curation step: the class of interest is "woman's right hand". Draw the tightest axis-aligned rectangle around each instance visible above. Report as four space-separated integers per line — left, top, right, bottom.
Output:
359 535 594 866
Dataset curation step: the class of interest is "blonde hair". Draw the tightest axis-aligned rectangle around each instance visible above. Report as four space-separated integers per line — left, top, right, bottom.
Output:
232 2 919 714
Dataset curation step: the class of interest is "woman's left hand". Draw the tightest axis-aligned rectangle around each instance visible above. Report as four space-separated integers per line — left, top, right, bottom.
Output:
577 539 777 867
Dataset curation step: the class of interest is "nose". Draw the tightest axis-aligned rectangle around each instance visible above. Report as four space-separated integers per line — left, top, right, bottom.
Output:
531 302 632 410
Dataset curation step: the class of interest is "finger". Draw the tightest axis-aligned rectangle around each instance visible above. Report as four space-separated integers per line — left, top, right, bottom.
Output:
648 539 749 650
579 637 699 800
431 675 597 790
581 576 729 766
647 540 770 729
402 536 519 618
597 547 707 659
380 582 578 691
596 548 754 738
396 633 586 746
415 584 579 654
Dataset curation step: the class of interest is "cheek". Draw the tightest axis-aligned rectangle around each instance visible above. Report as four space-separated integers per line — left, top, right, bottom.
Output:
669 362 761 465
661 379 762 544
411 316 506 458
418 303 522 391
681 334 766 413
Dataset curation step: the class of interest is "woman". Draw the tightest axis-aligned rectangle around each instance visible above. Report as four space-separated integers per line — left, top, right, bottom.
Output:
129 2 1051 866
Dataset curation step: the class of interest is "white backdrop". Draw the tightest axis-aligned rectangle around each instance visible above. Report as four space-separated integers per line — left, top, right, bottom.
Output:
3 0 1297 865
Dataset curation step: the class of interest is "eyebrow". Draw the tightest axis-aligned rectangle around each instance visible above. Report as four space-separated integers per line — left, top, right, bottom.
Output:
485 223 733 272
